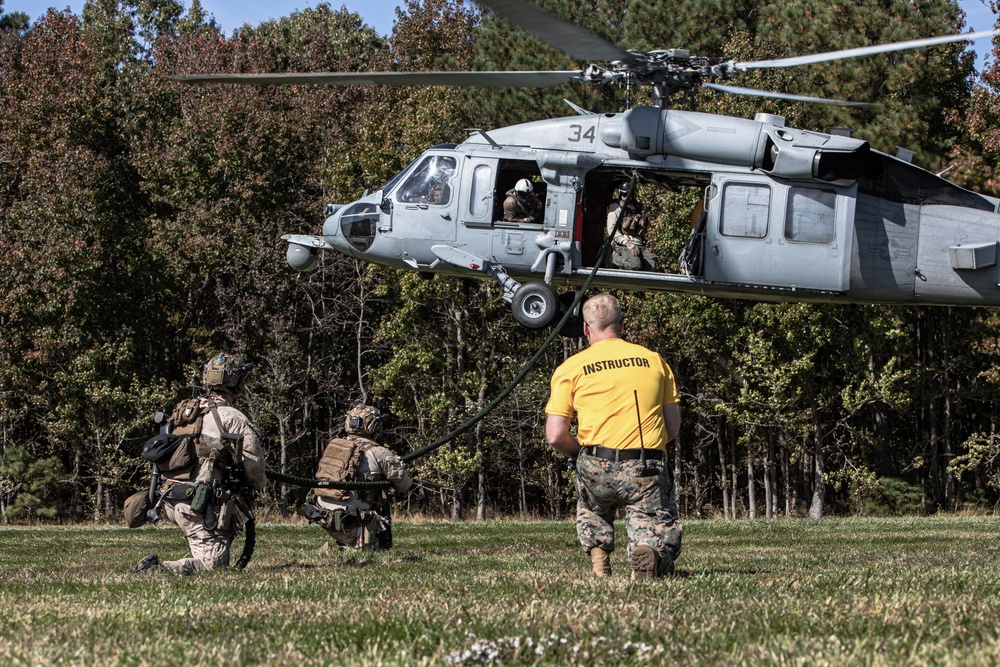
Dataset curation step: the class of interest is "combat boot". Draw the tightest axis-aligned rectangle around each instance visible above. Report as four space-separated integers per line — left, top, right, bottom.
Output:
590 547 611 577
630 545 660 579
127 553 159 575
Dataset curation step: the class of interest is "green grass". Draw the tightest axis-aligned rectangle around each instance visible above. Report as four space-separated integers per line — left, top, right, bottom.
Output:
1 516 999 666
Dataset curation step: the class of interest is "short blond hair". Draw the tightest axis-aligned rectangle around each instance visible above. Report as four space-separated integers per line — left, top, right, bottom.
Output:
582 293 622 331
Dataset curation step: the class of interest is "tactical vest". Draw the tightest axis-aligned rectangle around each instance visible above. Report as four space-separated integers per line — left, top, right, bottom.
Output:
313 436 378 503
620 211 649 238
609 201 648 240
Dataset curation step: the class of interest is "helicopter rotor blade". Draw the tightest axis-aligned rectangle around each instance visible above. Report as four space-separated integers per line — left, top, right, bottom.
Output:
704 83 875 107
171 70 584 88
737 29 1000 70
474 0 637 63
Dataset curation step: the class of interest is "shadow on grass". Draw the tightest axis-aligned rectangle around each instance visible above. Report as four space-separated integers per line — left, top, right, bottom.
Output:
262 561 324 571
265 553 426 570
679 567 778 577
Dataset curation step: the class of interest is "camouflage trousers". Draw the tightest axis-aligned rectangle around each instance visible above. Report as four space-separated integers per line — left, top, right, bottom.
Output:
575 454 682 561
162 500 235 574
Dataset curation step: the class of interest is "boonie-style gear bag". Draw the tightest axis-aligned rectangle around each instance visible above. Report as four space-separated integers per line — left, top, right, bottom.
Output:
123 490 150 528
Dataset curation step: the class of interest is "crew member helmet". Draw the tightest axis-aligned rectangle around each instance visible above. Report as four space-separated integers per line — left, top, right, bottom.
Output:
202 353 251 393
617 182 630 197
346 404 384 436
514 179 533 195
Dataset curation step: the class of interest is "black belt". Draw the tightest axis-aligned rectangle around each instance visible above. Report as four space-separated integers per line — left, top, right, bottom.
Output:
582 446 663 462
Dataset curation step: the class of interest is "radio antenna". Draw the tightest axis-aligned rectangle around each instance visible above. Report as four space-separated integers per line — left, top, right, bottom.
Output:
634 390 647 470
634 390 658 477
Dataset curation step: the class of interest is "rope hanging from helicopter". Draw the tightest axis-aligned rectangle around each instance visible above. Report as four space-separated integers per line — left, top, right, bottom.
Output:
267 173 642 491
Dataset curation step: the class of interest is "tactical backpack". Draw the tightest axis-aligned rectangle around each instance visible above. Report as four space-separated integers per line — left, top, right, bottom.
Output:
313 436 376 502
140 398 234 483
140 399 201 481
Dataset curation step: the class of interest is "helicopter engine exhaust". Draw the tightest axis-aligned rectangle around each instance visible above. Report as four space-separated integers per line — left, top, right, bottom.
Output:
607 106 870 184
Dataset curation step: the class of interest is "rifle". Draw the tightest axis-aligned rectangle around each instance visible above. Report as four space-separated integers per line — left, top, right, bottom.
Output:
213 422 256 570
216 457 256 570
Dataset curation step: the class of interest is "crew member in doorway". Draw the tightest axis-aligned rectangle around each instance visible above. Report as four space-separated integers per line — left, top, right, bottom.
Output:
503 178 543 223
607 183 657 271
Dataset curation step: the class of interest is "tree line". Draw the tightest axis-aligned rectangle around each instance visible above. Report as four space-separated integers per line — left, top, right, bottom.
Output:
1 0 999 523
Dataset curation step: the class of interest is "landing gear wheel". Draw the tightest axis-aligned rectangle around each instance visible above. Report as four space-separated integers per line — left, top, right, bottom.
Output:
557 291 585 338
511 282 559 329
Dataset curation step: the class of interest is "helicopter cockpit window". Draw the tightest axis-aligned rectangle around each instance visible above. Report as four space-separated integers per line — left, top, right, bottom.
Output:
785 188 836 244
396 155 457 206
340 202 379 252
379 156 419 196
720 183 770 239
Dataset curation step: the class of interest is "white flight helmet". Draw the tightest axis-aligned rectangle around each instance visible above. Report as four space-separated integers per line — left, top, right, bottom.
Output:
514 178 533 195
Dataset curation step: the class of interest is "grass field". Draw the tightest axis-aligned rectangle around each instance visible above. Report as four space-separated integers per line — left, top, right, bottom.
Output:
2 516 999 666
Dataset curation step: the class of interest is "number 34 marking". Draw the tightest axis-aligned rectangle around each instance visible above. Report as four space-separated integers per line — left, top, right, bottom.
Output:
568 124 596 143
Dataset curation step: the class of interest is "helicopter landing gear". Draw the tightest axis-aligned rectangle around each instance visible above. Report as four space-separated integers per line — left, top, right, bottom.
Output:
511 281 559 329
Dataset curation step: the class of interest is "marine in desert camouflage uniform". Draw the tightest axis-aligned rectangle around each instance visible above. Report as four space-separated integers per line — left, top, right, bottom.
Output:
302 405 412 550
129 354 266 575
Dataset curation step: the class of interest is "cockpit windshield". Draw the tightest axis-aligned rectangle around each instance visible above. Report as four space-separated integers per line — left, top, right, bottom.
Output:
395 155 457 206
379 157 419 197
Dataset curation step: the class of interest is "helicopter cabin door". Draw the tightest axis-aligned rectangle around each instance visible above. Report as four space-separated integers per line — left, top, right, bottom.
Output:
703 175 856 293
457 157 498 229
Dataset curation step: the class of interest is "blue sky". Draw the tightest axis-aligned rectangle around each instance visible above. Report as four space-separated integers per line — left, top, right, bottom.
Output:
5 0 998 66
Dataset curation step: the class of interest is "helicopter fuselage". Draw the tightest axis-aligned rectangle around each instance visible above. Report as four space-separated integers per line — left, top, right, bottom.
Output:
285 107 1000 326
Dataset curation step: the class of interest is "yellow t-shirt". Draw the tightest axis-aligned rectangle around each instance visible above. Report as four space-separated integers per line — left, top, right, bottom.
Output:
545 337 679 450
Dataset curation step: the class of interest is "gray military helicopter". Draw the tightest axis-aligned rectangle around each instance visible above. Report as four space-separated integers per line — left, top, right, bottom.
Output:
177 0 1000 330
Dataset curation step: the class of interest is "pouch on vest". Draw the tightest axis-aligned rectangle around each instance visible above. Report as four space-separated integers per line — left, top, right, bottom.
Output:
142 433 195 473
217 497 235 532
189 482 211 514
195 433 234 465
313 437 372 501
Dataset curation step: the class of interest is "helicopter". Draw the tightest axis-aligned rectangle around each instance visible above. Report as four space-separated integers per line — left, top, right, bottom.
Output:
176 0 1000 330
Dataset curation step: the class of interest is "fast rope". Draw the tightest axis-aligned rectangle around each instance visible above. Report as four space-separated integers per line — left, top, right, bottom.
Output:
267 174 641 491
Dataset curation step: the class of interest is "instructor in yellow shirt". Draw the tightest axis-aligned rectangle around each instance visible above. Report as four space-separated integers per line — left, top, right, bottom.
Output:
545 293 682 578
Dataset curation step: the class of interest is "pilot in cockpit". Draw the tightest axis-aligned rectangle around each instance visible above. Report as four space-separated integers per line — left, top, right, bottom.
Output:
399 156 456 205
428 160 455 205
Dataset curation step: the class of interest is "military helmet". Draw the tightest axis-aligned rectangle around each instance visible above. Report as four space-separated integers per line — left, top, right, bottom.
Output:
346 404 384 436
617 182 630 197
514 178 533 195
202 353 251 393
